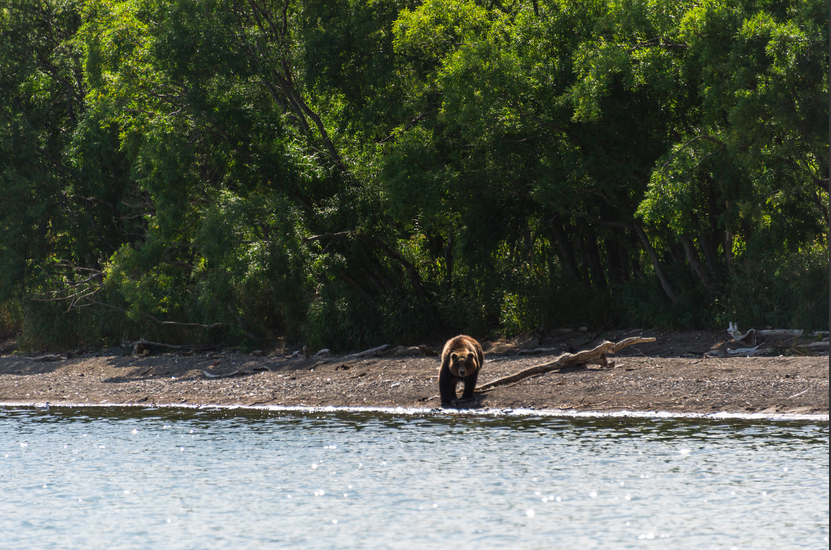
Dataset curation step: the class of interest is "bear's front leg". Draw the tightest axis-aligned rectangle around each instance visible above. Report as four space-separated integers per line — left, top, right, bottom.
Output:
438 367 458 405
460 370 479 401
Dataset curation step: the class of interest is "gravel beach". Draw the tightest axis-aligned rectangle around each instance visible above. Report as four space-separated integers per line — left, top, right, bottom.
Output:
1 329 827 415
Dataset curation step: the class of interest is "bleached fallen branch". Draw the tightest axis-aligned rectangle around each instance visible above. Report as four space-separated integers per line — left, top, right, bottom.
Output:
727 323 828 342
804 341 829 350
344 344 390 359
516 346 563 355
727 344 766 356
476 337 656 392
32 354 63 362
202 365 270 379
203 369 253 379
128 338 188 350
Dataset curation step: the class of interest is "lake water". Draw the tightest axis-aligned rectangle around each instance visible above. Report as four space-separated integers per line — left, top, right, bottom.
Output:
1 406 827 549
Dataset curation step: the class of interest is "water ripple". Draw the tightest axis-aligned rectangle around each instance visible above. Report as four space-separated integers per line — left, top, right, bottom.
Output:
0 406 826 549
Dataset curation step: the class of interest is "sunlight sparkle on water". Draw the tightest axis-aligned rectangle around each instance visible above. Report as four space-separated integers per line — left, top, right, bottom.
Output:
0 407 825 549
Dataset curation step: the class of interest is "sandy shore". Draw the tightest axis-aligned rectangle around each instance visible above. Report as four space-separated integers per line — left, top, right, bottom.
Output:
1 330 827 416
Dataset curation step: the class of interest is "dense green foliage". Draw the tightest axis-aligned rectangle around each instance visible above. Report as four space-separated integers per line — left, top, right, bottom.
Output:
1 0 827 350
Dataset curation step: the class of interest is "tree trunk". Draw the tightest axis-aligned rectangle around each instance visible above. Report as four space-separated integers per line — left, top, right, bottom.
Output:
698 230 720 283
444 232 455 284
550 221 579 281
226 302 261 340
680 236 712 293
724 226 735 278
605 238 628 284
578 220 606 288
633 225 678 303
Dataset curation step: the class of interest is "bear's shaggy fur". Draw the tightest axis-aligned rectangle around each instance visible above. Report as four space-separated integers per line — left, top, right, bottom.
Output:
438 335 484 405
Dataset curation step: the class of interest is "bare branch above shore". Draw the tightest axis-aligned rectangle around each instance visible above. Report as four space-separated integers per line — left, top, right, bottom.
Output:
92 302 226 330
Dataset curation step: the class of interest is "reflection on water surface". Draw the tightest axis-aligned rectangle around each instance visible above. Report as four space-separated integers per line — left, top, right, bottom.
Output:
1 406 828 549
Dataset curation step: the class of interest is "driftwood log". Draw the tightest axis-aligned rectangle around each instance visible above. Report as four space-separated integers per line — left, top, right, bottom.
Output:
344 344 390 359
476 336 656 392
202 366 270 379
31 354 63 362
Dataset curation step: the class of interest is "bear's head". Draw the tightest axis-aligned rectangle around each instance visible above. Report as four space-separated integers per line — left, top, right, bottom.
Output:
448 350 478 378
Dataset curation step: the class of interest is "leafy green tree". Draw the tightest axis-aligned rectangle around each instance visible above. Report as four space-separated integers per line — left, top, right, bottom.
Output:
0 0 826 350
384 0 826 331
0 1 139 347
637 0 828 326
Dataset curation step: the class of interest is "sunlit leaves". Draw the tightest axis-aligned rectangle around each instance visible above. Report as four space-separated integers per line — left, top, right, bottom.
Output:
1 0 827 347
568 38 629 121
637 134 725 235
393 0 498 59
639 0 827 255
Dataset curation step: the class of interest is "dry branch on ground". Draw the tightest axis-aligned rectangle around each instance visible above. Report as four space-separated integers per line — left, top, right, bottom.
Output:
476 337 657 392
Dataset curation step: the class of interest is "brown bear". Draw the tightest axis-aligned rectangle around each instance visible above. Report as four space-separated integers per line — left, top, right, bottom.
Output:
438 335 484 406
